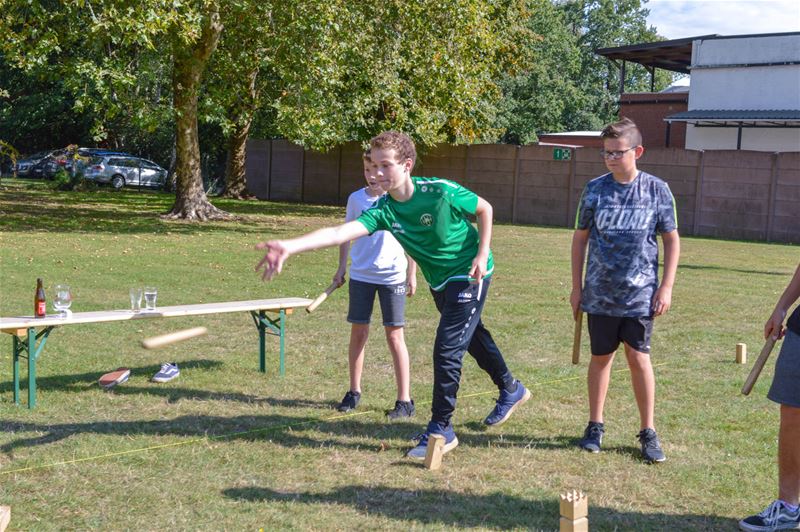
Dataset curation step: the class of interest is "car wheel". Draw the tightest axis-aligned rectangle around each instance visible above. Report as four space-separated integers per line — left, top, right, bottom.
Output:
111 175 125 190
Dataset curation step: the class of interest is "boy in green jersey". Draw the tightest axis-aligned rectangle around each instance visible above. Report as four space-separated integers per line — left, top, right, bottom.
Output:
256 131 529 459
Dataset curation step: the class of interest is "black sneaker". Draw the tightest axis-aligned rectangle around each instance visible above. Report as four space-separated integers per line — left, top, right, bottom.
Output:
337 390 361 412
638 428 666 463
387 400 415 420
739 500 800 531
578 421 605 453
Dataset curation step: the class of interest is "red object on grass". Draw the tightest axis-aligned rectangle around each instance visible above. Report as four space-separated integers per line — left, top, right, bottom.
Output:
98 368 131 390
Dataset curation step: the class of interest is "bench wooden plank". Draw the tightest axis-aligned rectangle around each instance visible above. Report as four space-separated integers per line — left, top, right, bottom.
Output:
0 298 312 332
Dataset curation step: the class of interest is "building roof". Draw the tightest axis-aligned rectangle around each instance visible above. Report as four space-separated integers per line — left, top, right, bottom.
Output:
595 35 718 74
665 110 800 126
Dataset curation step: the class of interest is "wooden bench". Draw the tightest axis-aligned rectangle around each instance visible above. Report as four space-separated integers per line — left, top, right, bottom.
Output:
0 298 312 409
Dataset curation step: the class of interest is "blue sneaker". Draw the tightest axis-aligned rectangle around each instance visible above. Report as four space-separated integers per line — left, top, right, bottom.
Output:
578 421 605 453
484 380 531 426
739 500 800 531
638 428 666 463
152 362 180 383
407 421 459 459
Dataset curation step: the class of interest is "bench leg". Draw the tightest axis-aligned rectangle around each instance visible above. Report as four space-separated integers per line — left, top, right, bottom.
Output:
251 310 287 376
12 335 20 405
28 328 36 409
9 327 53 409
258 310 266 373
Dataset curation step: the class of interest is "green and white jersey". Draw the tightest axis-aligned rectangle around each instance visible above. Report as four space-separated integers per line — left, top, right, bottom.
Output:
356 176 494 291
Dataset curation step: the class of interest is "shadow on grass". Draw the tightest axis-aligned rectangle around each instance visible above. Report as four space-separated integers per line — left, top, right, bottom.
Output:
0 360 337 410
679 263 790 277
0 180 343 235
221 485 735 530
0 411 579 457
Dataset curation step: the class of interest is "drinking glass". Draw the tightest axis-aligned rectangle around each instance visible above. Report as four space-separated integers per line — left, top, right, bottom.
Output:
143 286 158 311
130 288 143 312
53 284 73 317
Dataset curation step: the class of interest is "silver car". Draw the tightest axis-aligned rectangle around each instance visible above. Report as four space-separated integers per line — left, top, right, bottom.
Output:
84 155 168 190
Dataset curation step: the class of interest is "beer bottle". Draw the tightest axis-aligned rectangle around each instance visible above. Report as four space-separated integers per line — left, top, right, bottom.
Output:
35 278 46 318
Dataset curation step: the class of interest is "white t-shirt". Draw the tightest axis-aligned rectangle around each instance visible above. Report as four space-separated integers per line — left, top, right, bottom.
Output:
346 188 407 284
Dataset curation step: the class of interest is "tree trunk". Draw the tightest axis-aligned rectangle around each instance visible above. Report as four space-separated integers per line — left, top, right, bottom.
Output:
164 6 231 221
223 66 259 200
223 118 254 199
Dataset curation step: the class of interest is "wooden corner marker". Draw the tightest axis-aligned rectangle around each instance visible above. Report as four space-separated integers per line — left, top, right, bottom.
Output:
424 434 445 470
0 505 10 532
559 490 588 532
736 343 747 364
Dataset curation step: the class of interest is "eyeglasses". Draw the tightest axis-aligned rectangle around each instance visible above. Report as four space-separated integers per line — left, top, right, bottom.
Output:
599 147 637 159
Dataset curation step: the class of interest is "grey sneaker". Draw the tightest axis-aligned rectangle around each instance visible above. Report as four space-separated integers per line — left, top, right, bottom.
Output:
578 421 605 453
337 390 360 412
152 362 179 383
739 500 800 531
387 400 415 420
638 428 666 463
406 421 459 459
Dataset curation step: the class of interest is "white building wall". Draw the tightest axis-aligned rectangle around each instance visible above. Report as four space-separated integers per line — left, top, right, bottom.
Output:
685 33 800 152
685 124 800 151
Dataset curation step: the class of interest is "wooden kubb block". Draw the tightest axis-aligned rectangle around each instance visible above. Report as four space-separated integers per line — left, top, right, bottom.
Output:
424 434 445 470
559 490 588 532
736 343 747 364
0 505 10 532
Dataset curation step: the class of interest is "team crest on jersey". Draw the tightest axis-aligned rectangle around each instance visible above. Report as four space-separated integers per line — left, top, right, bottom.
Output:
420 213 434 226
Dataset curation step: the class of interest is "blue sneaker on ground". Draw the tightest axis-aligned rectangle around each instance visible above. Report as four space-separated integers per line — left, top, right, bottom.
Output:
578 421 605 453
407 421 459 459
484 380 531 426
152 362 180 383
638 427 666 463
739 500 800 531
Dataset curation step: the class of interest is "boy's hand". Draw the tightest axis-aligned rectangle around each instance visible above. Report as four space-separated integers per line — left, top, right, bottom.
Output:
407 275 417 297
570 288 582 321
469 253 489 281
255 240 289 281
764 308 786 340
652 285 673 316
333 269 346 287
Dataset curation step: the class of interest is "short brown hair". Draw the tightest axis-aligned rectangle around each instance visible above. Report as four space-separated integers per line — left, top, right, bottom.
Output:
362 148 371 161
369 131 417 168
601 117 642 147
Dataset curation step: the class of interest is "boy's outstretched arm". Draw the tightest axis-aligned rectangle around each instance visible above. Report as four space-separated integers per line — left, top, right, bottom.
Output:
255 221 369 281
469 196 493 280
765 262 800 340
653 230 680 316
570 229 589 320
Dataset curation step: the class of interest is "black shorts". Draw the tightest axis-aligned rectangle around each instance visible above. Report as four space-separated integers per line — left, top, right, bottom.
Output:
587 314 653 355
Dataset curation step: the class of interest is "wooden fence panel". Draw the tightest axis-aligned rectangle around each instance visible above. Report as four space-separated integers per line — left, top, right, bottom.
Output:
244 139 270 200
269 140 303 202
303 147 340 205
244 139 798 244
771 152 800 243
698 151 773 240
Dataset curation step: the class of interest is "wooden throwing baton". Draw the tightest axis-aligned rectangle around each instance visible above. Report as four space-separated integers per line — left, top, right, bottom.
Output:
572 310 583 365
741 336 778 396
306 281 339 313
141 326 208 350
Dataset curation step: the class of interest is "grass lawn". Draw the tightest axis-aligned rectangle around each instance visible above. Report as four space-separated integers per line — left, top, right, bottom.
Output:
0 177 796 530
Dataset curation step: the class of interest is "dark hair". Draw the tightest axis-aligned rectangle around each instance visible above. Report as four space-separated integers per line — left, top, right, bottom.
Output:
601 117 642 147
369 131 417 168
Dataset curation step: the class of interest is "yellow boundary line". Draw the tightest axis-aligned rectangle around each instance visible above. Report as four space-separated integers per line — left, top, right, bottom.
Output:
1 363 666 476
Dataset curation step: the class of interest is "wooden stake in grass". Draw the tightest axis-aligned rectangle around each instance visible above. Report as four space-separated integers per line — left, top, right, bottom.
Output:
0 506 10 532
736 343 747 364
141 327 208 350
559 490 588 532
424 434 445 470
572 310 583 365
306 281 339 313
742 336 778 395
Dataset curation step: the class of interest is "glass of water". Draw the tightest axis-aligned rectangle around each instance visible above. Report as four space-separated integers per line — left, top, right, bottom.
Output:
143 286 158 311
53 284 73 317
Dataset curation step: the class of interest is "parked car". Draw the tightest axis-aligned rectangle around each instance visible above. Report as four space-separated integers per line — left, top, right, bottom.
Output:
16 151 54 177
84 155 168 190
